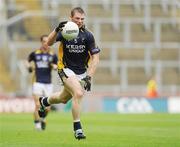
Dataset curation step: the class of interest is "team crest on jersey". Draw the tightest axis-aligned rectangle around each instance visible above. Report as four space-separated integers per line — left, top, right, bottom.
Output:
42 55 48 61
36 55 41 60
49 56 53 62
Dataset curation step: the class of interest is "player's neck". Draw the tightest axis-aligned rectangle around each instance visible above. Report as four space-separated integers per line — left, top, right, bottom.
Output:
40 47 49 53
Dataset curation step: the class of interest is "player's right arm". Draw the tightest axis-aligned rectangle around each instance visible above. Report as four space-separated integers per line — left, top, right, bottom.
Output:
47 30 58 46
47 21 67 46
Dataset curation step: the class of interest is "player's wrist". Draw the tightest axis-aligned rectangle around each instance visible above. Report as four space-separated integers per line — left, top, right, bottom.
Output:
86 75 91 81
82 75 91 91
55 21 68 33
55 27 61 33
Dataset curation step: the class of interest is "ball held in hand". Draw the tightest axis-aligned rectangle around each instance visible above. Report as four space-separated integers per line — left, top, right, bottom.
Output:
61 21 79 41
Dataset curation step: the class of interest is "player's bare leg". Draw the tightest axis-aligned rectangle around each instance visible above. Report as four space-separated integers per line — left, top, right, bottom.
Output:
33 95 42 131
63 76 83 117
40 106 50 130
38 88 72 118
38 75 86 139
63 76 86 140
48 89 72 104
34 95 50 130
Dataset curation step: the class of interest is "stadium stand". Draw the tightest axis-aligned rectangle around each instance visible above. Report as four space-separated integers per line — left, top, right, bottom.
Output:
0 58 16 92
14 0 51 40
0 0 179 95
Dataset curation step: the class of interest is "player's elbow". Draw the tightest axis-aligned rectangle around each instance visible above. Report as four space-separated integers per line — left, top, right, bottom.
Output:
46 37 55 46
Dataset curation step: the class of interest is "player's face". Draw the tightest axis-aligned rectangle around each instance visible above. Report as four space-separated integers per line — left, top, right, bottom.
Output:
41 37 49 52
71 12 85 28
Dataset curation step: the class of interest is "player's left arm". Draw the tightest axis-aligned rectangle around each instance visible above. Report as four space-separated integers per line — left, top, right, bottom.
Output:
87 53 99 77
87 32 100 77
82 52 99 91
81 32 100 91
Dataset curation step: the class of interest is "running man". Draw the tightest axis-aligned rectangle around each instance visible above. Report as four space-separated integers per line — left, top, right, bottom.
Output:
38 7 100 139
27 34 58 131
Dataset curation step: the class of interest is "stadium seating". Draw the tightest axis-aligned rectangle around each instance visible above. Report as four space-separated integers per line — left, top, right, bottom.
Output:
1 0 179 95
14 0 51 40
0 58 16 92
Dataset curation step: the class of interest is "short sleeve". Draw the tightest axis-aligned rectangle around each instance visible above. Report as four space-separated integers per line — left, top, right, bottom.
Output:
86 32 100 55
28 52 35 62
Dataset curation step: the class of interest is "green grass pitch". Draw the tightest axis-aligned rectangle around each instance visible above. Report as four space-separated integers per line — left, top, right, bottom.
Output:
0 113 180 147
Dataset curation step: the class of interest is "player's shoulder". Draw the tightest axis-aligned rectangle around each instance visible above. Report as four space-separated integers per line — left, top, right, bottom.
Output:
28 49 39 56
34 49 42 54
80 27 95 41
82 27 94 36
48 49 56 55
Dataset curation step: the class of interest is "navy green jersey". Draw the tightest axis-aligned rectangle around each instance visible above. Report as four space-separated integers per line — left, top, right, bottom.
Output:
56 27 100 74
28 49 58 83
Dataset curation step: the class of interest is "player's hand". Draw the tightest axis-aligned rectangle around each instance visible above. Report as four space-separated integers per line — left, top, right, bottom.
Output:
55 21 68 32
82 75 91 91
28 67 33 73
51 64 57 70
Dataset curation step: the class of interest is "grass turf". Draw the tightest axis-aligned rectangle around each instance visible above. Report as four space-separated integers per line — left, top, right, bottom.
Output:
0 113 180 147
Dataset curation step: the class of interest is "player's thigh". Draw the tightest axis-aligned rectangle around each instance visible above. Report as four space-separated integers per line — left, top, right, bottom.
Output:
64 75 84 97
32 94 41 108
59 87 72 103
50 87 72 103
58 68 84 97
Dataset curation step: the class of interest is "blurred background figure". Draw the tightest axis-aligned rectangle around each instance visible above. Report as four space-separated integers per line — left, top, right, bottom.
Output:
26 34 58 131
0 0 179 113
146 75 158 98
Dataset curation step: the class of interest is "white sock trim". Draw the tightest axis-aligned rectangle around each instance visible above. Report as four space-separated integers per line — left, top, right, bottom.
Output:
74 119 80 122
47 97 50 104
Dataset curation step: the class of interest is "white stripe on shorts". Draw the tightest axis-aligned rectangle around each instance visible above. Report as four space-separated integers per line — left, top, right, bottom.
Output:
63 68 86 81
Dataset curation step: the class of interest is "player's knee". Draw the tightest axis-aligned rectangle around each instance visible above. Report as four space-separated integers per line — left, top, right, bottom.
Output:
74 90 83 99
61 99 68 104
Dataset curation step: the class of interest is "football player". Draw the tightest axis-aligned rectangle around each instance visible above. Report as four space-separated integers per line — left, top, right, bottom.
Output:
38 7 100 139
27 34 58 131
